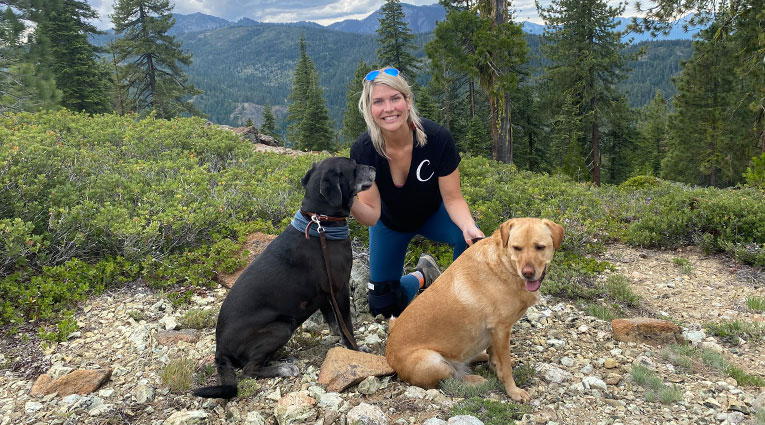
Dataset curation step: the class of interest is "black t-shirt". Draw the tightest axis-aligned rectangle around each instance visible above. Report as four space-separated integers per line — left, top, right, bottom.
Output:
350 118 461 232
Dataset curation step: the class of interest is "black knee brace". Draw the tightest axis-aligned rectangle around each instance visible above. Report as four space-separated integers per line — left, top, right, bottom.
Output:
367 280 408 318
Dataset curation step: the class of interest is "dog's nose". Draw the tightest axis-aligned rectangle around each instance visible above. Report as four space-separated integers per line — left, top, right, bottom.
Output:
522 266 535 279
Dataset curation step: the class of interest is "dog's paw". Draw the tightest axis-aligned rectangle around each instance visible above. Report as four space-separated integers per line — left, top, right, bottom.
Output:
507 387 530 403
276 363 300 377
358 345 373 353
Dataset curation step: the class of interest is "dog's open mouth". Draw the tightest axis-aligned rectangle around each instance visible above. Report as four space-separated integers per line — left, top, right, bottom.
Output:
525 268 546 292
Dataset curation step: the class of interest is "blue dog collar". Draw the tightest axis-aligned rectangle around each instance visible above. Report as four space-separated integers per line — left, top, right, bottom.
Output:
290 210 349 240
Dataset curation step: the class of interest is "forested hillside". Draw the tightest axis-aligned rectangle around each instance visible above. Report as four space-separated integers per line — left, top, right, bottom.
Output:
172 23 691 127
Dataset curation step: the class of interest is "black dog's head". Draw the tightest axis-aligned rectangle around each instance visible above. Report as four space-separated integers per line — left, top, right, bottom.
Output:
300 157 375 217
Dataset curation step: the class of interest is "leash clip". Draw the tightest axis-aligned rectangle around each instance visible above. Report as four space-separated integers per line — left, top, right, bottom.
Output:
310 214 325 233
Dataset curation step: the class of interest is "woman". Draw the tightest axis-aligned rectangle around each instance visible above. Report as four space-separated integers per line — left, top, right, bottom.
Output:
350 67 484 318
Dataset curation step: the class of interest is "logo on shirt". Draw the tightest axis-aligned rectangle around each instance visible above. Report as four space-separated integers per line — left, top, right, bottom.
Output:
416 159 434 182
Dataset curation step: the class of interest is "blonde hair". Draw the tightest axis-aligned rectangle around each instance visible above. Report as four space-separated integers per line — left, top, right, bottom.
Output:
358 68 427 158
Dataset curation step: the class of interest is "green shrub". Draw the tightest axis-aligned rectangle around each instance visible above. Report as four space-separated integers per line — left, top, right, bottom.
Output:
161 357 196 393
619 175 662 190
450 397 530 425
605 274 640 306
743 153 765 191
179 308 217 329
661 344 765 387
631 364 681 404
704 320 765 345
747 296 765 312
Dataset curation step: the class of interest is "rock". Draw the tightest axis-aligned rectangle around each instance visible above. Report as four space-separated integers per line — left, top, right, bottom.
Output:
535 363 573 383
346 402 387 425
30 374 53 396
163 410 209 425
611 318 681 345
752 391 765 413
582 376 608 391
29 369 112 397
274 391 317 425
134 383 155 403
424 419 448 425
244 411 266 425
156 329 200 345
318 347 394 392
447 416 484 425
404 386 428 399
24 401 43 414
357 376 382 394
605 373 622 385
683 329 705 344
159 315 178 330
604 358 619 369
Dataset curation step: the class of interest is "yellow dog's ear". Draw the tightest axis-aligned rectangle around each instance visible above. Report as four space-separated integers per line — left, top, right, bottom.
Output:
542 219 565 250
499 219 517 248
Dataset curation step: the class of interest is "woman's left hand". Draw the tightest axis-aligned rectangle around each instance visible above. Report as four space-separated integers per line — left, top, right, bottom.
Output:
463 223 485 246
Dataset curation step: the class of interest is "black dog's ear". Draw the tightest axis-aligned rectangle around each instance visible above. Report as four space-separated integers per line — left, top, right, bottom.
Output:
319 170 343 207
301 162 317 188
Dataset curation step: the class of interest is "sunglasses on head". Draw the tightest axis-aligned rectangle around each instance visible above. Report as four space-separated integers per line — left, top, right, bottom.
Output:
364 67 400 81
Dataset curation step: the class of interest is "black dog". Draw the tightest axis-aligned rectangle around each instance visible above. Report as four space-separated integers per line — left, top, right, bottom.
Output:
193 157 375 399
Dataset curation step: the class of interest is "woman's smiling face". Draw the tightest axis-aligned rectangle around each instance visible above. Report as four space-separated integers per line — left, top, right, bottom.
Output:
370 84 411 135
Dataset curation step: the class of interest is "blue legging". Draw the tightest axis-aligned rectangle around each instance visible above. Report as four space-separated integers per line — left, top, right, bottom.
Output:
369 203 467 304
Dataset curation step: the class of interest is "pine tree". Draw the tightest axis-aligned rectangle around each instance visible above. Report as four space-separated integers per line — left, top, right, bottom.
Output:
341 60 372 146
426 2 527 164
634 90 668 176
538 0 632 184
662 23 755 187
110 0 202 119
1 1 61 113
286 34 315 144
32 0 111 114
260 101 280 142
375 0 418 78
286 34 334 151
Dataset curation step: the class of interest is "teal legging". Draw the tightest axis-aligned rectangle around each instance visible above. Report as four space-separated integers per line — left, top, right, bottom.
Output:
368 203 468 308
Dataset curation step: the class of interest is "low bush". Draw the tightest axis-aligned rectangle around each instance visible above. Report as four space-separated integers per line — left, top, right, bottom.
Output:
2 110 764 337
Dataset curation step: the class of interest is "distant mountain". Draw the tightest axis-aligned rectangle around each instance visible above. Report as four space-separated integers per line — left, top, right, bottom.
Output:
520 16 703 42
169 12 230 35
327 3 446 34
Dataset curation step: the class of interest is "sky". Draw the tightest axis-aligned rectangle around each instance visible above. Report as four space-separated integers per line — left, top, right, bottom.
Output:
85 0 639 30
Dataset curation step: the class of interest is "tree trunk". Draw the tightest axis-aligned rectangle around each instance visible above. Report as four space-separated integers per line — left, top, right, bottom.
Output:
591 121 600 185
469 79 475 118
491 92 513 164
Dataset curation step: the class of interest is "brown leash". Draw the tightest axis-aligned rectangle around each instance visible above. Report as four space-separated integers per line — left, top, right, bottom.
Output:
304 212 359 351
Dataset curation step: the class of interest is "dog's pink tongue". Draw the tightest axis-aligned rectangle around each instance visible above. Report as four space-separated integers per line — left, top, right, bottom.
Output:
525 279 541 292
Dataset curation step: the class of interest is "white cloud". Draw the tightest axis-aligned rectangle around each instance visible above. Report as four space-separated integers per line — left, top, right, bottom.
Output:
86 0 640 30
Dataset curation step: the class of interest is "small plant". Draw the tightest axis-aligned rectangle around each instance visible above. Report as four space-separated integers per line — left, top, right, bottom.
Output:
161 357 195 393
512 364 535 388
128 310 145 321
671 257 692 274
38 313 79 343
704 320 765 345
630 364 682 404
583 303 617 321
661 344 765 387
450 397 530 425
195 363 216 386
747 296 765 312
440 366 502 398
179 308 216 329
605 274 640 306
237 377 259 397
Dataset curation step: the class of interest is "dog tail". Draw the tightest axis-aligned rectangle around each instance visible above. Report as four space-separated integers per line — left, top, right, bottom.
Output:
192 358 238 399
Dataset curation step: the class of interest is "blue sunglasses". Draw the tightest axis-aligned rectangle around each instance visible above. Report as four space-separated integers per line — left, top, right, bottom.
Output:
364 67 400 81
